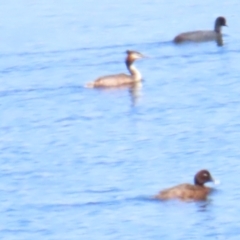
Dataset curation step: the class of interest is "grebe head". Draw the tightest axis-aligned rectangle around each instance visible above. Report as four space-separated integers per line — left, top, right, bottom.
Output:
126 50 146 65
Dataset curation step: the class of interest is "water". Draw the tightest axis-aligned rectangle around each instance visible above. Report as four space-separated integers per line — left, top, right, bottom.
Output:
1 0 240 239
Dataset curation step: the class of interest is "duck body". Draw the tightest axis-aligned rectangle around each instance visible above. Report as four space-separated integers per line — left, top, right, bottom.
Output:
174 30 221 43
155 183 211 201
154 169 215 201
173 16 227 44
85 50 145 88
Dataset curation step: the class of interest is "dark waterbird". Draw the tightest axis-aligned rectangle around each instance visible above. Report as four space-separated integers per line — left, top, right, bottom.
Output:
173 16 227 46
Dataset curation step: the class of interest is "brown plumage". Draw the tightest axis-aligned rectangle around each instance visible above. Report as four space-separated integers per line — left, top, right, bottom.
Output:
174 16 227 44
85 50 145 88
154 170 215 201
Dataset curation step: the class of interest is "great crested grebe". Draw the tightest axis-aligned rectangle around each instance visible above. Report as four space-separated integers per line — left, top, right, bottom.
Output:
85 50 146 88
174 16 227 44
154 170 216 201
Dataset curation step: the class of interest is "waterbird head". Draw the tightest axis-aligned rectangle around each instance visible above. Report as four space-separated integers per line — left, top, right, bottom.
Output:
194 169 215 186
126 50 146 61
215 16 227 27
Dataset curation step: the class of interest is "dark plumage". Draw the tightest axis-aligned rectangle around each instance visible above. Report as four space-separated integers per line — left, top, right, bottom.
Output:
174 16 227 44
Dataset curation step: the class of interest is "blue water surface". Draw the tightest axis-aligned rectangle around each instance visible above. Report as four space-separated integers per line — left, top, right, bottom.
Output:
1 0 240 239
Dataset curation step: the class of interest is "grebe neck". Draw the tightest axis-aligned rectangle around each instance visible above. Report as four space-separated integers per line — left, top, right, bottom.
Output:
126 61 142 82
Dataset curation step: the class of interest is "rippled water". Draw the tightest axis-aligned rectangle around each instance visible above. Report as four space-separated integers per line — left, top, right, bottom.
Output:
1 0 240 239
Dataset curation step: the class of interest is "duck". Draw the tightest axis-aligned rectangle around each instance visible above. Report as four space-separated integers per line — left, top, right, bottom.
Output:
85 50 146 88
173 16 227 44
154 169 215 201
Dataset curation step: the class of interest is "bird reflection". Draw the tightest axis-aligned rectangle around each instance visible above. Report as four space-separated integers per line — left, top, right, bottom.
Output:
129 82 142 106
